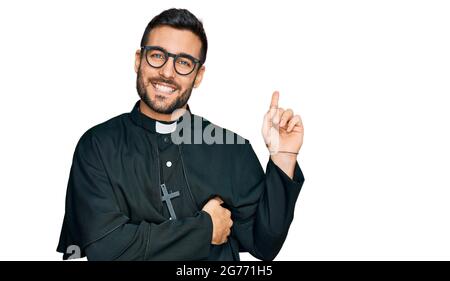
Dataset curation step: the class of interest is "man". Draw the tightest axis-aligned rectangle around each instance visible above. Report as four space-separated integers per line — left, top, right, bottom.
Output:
57 8 305 261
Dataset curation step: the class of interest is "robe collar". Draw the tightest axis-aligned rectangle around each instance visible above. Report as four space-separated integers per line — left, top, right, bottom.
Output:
130 100 192 134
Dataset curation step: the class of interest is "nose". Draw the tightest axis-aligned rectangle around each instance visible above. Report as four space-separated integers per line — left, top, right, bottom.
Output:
159 57 176 79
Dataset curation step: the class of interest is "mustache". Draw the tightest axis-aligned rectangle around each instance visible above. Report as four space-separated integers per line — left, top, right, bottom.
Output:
148 77 180 90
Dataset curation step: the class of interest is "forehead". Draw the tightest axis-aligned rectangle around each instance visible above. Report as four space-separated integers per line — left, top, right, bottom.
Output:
146 25 202 58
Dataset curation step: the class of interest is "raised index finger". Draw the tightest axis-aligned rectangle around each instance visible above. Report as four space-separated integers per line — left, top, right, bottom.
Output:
270 91 279 110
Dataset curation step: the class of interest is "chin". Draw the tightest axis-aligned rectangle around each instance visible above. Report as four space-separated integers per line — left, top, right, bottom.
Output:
145 95 176 114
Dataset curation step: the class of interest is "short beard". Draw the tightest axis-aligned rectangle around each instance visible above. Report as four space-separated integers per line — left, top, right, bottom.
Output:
136 69 194 114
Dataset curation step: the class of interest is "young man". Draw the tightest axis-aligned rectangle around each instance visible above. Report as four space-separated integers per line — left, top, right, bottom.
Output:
57 8 305 261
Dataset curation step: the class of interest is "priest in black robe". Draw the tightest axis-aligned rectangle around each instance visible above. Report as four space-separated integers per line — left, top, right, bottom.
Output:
57 8 305 261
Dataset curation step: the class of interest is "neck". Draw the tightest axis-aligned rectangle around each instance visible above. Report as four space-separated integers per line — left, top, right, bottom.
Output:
139 100 187 122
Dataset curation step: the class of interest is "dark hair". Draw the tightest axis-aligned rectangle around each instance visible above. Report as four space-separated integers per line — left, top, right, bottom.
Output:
140 8 208 65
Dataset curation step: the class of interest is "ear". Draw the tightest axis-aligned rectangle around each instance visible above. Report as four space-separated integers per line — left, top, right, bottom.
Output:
134 49 142 73
193 65 206 88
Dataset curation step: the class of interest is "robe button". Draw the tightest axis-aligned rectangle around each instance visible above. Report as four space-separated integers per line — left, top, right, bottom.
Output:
166 161 172 168
163 136 169 143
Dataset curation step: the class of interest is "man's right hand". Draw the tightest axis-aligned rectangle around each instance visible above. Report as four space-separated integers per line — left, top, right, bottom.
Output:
202 196 233 245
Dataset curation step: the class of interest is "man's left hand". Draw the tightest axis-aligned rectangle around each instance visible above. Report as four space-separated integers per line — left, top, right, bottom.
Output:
262 91 304 155
261 91 304 179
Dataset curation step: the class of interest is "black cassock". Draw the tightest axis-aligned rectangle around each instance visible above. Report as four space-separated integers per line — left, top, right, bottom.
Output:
57 101 305 260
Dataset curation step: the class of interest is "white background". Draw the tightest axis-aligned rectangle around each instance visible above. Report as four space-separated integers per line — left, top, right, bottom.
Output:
0 0 449 261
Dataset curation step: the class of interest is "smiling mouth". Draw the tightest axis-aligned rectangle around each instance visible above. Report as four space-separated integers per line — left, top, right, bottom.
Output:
151 82 178 95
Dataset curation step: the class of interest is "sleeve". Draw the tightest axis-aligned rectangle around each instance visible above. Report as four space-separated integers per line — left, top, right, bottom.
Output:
57 129 213 260
84 211 213 261
230 143 304 261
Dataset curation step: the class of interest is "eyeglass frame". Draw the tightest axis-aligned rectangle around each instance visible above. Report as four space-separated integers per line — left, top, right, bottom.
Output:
140 45 202 76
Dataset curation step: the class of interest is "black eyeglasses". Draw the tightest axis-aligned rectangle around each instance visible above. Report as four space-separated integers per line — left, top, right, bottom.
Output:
141 45 201 76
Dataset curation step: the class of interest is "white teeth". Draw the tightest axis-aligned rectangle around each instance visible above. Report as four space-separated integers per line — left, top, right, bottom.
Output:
154 83 176 93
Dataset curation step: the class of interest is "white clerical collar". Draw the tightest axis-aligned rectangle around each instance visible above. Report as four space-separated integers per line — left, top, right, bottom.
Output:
155 121 177 134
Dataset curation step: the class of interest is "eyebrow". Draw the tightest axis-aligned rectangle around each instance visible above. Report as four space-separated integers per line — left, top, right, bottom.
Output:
144 45 200 61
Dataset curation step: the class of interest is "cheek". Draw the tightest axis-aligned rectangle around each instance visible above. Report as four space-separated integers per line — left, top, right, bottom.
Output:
179 77 195 90
140 73 155 88
139 65 156 80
